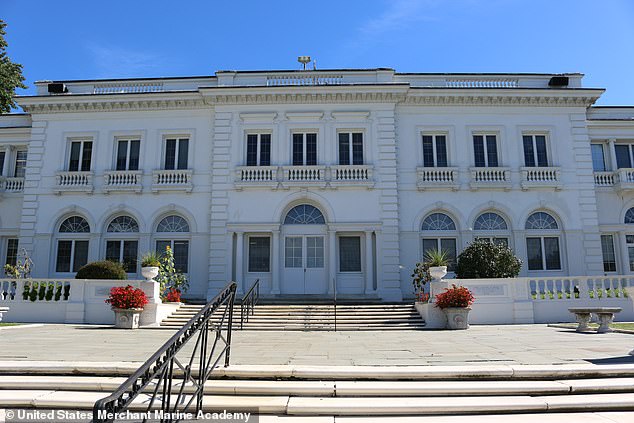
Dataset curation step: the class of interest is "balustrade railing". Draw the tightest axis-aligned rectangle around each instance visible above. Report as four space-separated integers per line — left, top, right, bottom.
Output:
520 167 561 189
93 82 164 94
594 171 615 186
416 167 459 190
55 171 93 193
469 167 511 189
445 78 519 88
0 176 24 193
235 165 374 188
282 165 326 183
527 276 633 301
331 165 372 182
0 279 71 303
266 73 343 86
152 169 193 192
235 166 277 183
103 170 142 192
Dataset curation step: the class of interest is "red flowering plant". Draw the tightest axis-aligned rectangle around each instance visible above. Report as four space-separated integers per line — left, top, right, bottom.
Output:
434 284 475 309
164 288 181 303
105 285 149 310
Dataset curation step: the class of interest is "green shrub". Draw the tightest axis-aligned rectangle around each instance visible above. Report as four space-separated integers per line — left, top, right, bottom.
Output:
22 283 30 301
76 261 127 280
455 240 522 279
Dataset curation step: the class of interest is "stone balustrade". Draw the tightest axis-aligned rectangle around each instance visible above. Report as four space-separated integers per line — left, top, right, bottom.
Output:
416 167 459 190
54 171 94 193
93 82 163 94
594 171 615 186
234 165 374 189
151 169 193 193
266 73 344 86
103 170 142 193
0 176 24 193
469 167 511 190
520 167 561 190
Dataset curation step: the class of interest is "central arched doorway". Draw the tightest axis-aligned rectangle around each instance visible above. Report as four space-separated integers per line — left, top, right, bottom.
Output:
281 204 328 295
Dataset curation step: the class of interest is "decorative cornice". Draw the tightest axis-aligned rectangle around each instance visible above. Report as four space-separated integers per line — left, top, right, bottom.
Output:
403 93 601 107
202 91 408 105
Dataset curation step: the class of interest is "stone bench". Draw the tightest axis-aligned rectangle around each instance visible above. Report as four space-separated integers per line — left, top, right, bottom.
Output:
568 307 622 333
0 306 9 322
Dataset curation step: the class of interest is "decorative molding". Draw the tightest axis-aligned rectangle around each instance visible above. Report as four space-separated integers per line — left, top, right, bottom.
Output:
19 97 207 114
332 111 371 120
239 112 277 122
203 91 408 105
404 93 601 107
285 111 324 121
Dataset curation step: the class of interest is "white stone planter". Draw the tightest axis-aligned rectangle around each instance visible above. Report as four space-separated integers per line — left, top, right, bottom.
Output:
443 307 471 330
428 266 448 302
429 266 448 282
113 308 143 329
141 266 159 280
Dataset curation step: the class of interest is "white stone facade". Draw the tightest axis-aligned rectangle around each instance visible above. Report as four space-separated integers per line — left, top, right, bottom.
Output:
1 69 633 301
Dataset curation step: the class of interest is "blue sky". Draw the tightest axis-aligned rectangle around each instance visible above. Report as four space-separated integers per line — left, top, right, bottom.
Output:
2 0 633 105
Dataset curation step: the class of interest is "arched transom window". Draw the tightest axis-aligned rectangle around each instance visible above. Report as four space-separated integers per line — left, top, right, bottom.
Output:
157 215 190 232
525 211 561 271
525 212 558 230
107 216 139 233
284 205 325 225
55 216 90 273
625 207 634 224
59 216 90 233
421 212 457 271
421 213 456 231
474 212 509 247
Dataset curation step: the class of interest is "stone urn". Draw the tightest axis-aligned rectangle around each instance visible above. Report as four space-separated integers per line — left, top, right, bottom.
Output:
429 266 448 282
429 266 448 302
141 266 159 280
113 308 143 329
444 307 471 330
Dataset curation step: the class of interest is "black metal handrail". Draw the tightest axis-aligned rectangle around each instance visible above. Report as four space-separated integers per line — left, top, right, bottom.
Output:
93 281 237 423
240 279 259 329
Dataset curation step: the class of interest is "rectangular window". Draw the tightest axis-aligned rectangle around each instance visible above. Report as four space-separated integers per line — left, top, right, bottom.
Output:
248 237 270 272
68 140 92 172
627 235 634 272
339 236 361 272
285 237 302 268
164 138 189 170
116 139 140 171
106 240 138 273
422 135 448 167
14 150 27 177
527 237 561 271
56 240 89 273
306 236 324 268
523 135 549 167
246 134 271 166
5 238 18 267
591 144 607 171
338 132 364 165
601 234 617 272
615 145 632 169
473 135 498 167
422 238 457 272
0 151 5 176
526 237 543 270
156 240 189 274
56 240 72 273
292 133 317 166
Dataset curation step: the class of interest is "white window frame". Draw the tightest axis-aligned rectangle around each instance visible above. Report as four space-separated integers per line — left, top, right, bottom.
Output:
245 132 272 166
290 130 319 166
591 142 608 171
14 149 28 178
337 131 365 165
338 234 363 273
161 135 191 170
66 138 92 172
526 234 563 272
246 234 271 273
54 239 89 274
472 132 500 167
421 133 449 167
114 137 141 171
615 142 634 169
522 133 551 167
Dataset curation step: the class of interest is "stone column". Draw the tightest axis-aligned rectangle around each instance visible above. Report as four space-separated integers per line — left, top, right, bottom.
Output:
235 231 244 295
271 229 280 295
364 230 374 294
619 232 631 274
608 138 618 171
1 146 11 177
328 229 336 295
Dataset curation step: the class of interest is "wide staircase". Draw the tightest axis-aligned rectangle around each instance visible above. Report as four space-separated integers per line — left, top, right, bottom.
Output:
160 303 426 330
1 361 634 420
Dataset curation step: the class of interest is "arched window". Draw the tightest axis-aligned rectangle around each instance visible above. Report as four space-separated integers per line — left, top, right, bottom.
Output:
525 211 561 271
284 205 325 224
155 215 190 273
625 207 634 224
105 215 139 273
473 212 509 247
421 212 457 271
55 216 90 273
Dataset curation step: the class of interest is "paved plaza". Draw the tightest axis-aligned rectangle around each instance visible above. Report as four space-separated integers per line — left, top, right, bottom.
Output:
1 324 633 366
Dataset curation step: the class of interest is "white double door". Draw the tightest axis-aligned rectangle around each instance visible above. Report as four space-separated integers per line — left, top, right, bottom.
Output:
281 228 328 295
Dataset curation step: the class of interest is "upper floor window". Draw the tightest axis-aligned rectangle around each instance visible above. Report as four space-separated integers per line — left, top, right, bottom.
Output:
116 139 140 171
14 150 27 177
523 134 549 167
246 133 271 166
164 137 189 170
473 134 498 167
0 151 5 176
615 143 634 169
591 143 607 171
338 132 363 165
292 133 317 166
68 139 92 172
422 134 448 167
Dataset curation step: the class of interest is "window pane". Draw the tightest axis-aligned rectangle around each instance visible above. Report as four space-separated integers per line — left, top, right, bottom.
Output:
156 240 171 256
486 135 498 167
165 139 176 170
440 238 457 271
591 144 606 172
80 142 92 172
173 240 189 273
306 133 317 165
6 239 19 267
339 237 360 272
73 241 89 272
615 145 631 169
285 237 302 268
493 238 509 248
122 240 138 273
177 139 189 169
436 135 448 167
246 134 258 166
56 240 72 273
339 133 350 165
14 151 27 178
535 136 548 167
69 142 81 171
629 247 634 272
544 237 561 270
352 133 363 165
0 152 5 176
129 140 140 170
307 236 324 269
116 140 128 171
601 234 617 272
526 237 543 270
523 136 535 167
292 134 304 166
260 134 271 166
422 135 434 167
248 237 270 272
422 238 438 262
473 135 485 167
105 241 120 262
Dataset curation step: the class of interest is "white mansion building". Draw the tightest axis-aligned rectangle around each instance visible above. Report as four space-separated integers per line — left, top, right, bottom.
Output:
1 68 633 301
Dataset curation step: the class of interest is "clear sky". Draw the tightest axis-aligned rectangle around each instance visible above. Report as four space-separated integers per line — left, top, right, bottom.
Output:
2 0 633 106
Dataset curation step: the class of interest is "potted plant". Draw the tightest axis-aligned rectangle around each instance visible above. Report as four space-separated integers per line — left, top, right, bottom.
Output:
105 285 149 329
140 252 161 281
425 249 450 282
435 284 475 330
411 261 431 302
156 245 189 301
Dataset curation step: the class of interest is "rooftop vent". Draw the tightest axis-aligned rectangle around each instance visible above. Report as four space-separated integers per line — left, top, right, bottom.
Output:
548 76 569 87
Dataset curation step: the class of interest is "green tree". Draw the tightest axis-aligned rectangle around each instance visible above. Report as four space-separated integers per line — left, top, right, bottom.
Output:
0 20 26 114
455 240 522 279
